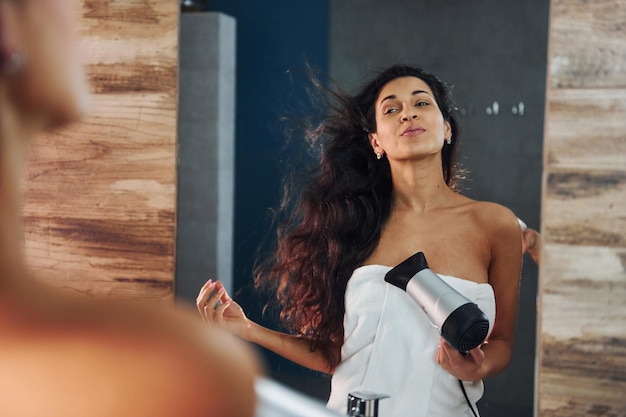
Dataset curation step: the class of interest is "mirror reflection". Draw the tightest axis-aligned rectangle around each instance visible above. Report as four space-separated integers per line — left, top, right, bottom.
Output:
178 1 549 416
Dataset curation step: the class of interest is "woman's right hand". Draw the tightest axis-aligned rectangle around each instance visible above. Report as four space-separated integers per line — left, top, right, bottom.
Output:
196 280 251 339
197 280 336 374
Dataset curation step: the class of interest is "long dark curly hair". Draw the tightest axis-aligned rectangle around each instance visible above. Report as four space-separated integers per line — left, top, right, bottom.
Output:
254 64 461 370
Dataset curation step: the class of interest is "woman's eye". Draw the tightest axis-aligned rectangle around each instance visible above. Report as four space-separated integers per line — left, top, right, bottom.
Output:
384 108 398 114
416 101 429 107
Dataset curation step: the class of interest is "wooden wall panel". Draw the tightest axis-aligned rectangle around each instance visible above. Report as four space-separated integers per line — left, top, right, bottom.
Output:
22 0 178 301
545 89 626 170
548 0 626 89
539 0 626 415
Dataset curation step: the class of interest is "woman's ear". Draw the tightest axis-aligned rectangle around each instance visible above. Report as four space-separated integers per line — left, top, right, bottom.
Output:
369 132 385 159
444 120 452 139
369 132 381 152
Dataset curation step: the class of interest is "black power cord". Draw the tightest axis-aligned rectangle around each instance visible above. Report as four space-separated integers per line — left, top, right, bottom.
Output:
458 379 479 417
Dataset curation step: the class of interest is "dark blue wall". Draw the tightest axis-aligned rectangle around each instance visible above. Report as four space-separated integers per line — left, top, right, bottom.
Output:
206 0 331 397
329 1 549 414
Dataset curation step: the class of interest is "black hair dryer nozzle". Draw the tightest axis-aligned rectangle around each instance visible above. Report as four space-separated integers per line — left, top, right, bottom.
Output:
384 252 489 353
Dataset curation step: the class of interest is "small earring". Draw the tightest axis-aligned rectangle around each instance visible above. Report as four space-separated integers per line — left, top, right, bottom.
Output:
446 137 452 145
376 152 382 160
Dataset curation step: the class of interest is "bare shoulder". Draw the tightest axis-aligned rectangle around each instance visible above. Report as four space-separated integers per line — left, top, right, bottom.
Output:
465 200 520 237
457 198 522 267
465 200 522 285
0 282 259 417
110 301 260 417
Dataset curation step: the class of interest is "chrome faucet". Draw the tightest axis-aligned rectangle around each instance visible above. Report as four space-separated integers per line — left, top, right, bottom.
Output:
346 392 389 417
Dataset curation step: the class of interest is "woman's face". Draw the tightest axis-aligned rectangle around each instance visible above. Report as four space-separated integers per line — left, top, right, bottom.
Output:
3 0 88 129
369 76 451 162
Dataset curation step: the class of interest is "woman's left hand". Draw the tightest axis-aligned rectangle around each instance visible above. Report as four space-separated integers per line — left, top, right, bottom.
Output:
436 338 486 381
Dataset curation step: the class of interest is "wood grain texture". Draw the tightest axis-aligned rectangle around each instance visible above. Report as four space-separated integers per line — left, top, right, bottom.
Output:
22 0 178 300
543 168 626 246
545 88 626 170
549 0 626 89
539 0 626 415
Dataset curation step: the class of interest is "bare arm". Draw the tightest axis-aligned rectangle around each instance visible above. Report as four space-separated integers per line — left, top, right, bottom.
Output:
197 280 338 374
437 206 522 381
481 207 523 377
245 322 338 374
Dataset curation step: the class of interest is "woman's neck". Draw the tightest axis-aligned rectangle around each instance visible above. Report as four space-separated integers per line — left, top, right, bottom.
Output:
389 157 455 213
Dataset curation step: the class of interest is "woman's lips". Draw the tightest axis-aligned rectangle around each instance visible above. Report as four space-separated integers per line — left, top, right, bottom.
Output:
401 126 425 137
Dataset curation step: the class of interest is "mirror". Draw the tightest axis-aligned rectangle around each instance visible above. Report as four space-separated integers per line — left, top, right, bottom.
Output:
177 1 549 416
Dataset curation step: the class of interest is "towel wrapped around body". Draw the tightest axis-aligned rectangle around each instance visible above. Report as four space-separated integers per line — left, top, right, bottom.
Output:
326 265 496 417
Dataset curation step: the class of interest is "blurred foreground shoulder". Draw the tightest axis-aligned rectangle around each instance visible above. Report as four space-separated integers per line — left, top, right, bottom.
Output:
141 302 261 417
98 298 262 417
0 283 260 417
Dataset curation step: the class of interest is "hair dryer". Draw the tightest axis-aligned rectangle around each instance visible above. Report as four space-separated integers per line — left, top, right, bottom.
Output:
384 252 489 353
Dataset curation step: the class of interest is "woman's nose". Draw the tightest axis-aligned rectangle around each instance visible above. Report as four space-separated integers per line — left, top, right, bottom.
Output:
401 112 418 121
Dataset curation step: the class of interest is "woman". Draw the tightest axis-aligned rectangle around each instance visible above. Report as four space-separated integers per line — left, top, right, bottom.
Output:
198 65 522 416
0 1 257 416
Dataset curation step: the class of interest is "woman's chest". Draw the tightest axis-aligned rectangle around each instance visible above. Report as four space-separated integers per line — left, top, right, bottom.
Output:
367 213 492 283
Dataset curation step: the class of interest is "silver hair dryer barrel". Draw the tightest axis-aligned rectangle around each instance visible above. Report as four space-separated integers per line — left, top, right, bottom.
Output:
384 252 489 353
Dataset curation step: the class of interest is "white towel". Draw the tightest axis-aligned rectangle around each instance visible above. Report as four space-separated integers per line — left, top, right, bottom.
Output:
327 265 496 417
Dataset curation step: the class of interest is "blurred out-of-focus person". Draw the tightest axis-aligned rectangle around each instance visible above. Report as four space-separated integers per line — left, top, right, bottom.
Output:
0 1 259 416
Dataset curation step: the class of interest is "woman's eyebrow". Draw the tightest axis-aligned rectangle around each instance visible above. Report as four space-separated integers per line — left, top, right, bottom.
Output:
380 90 430 104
